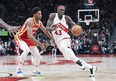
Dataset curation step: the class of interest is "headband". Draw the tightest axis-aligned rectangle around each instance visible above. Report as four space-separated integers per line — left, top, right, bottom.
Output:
57 6 65 10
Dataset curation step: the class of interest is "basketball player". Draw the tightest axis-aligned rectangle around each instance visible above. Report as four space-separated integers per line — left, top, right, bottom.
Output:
0 18 19 36
14 7 54 77
46 5 97 77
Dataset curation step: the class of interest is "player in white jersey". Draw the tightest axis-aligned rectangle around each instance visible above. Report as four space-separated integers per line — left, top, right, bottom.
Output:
46 5 97 77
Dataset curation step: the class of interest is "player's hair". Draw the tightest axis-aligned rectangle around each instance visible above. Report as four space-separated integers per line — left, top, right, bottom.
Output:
31 7 41 15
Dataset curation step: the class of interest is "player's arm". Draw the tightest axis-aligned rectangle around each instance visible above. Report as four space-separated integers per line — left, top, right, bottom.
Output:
65 16 76 27
66 16 83 35
0 18 19 36
46 13 57 32
26 18 46 51
40 21 54 41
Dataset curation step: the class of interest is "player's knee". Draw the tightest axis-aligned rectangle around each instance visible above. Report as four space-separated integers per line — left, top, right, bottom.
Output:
24 48 30 53
60 44 65 49
60 45 70 52
36 54 40 58
34 53 41 59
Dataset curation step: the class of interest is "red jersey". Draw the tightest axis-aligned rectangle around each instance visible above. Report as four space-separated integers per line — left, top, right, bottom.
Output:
14 17 41 47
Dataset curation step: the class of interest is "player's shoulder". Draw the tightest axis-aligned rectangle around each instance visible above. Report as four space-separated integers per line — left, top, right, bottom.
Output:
49 13 56 19
50 13 56 16
39 20 43 26
25 17 34 26
26 17 33 23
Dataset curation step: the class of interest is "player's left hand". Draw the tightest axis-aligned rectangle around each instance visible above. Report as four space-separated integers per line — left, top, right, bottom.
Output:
40 44 46 52
53 26 58 30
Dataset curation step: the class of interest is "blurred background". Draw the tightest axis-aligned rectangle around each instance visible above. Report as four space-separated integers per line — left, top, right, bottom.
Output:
0 0 116 55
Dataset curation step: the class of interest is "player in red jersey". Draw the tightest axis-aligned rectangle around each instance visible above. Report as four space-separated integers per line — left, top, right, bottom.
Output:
14 7 54 77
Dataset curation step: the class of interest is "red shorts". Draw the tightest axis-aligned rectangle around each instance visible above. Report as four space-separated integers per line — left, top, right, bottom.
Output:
14 36 36 47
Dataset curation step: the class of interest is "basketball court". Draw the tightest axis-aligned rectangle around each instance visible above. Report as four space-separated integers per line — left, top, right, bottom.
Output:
0 54 116 81
0 0 115 81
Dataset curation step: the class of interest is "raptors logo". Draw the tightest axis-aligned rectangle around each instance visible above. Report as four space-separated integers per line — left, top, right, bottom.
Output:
88 0 93 4
92 45 99 52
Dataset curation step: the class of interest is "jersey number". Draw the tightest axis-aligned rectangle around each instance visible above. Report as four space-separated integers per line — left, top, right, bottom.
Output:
55 30 62 35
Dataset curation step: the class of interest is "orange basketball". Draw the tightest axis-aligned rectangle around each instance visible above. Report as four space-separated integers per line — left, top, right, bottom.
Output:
71 25 83 36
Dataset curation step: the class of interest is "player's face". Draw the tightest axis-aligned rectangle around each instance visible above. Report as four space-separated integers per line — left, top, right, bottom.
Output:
57 8 65 16
35 11 42 20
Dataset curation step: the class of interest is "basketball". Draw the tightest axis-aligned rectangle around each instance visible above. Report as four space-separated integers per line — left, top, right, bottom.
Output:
71 25 83 36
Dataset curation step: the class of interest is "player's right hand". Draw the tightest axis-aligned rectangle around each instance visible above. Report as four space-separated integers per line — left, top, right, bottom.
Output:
40 44 46 51
53 26 58 30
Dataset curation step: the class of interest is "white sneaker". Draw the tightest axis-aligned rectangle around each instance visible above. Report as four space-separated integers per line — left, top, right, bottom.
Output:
15 70 23 77
76 60 85 70
89 66 97 77
32 71 45 77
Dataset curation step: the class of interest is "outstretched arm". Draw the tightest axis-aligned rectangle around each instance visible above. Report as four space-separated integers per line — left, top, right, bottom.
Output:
46 13 57 32
40 21 54 41
0 18 19 36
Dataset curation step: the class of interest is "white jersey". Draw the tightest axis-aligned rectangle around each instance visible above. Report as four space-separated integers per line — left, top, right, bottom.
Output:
51 13 70 42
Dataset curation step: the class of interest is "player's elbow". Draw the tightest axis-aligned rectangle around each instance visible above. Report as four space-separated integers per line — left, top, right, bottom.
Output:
27 34 33 39
46 27 52 32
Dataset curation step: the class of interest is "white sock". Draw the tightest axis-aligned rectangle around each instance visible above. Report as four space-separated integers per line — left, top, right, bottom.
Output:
30 47 41 72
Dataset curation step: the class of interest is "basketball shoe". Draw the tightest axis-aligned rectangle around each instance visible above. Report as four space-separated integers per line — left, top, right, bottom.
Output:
89 66 97 77
32 71 45 77
76 60 85 70
15 70 23 77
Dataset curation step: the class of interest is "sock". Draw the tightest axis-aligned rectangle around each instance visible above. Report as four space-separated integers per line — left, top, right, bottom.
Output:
33 65 39 72
76 59 92 69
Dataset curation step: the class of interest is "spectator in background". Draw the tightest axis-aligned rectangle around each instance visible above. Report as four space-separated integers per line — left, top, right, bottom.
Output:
0 42 5 55
112 40 116 54
0 0 115 55
99 31 106 42
102 42 110 54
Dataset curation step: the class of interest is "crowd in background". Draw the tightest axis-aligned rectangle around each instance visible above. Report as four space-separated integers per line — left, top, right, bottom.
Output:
0 37 116 55
0 0 116 55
